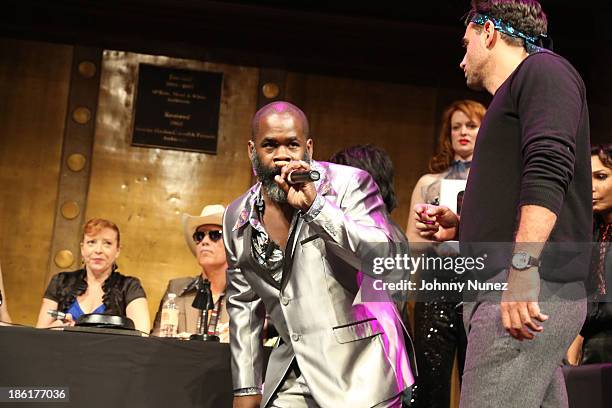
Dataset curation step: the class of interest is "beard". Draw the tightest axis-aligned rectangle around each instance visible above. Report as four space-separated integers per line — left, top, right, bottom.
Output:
251 150 312 203
466 71 485 91
464 54 489 91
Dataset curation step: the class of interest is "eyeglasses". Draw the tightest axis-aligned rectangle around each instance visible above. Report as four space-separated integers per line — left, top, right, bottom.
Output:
192 230 223 244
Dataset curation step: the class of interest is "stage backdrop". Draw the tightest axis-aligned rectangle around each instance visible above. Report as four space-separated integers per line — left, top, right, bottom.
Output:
0 37 466 408
1 38 469 330
0 38 72 324
85 50 258 318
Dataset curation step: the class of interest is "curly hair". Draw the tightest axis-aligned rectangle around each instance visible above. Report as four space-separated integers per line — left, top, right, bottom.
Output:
429 100 487 173
466 0 548 48
329 144 397 213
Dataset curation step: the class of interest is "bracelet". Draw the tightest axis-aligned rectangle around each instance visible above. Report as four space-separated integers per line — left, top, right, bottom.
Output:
233 387 262 397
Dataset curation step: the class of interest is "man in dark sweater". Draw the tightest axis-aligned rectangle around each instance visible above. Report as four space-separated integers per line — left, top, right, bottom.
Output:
414 1 591 407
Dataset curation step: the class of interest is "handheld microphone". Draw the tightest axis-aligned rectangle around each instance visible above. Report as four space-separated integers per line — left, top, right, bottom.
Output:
287 170 320 185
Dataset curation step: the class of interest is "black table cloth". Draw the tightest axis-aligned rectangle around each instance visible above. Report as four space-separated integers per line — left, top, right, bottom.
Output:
0 325 234 408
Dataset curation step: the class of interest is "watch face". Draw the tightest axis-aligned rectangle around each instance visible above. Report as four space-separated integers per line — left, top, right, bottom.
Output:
512 252 529 269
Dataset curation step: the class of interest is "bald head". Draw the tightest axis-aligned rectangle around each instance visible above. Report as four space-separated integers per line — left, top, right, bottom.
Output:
251 101 310 140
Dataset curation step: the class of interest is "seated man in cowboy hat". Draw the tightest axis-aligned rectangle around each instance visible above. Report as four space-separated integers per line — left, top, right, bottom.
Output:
152 204 229 341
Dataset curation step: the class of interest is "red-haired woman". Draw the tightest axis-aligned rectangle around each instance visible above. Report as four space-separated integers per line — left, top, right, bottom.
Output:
406 100 486 408
36 218 150 333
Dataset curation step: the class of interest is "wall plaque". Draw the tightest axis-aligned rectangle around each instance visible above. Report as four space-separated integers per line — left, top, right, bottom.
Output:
132 63 222 153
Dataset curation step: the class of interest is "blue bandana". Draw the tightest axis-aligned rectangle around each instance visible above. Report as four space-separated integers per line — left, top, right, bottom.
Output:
470 13 548 53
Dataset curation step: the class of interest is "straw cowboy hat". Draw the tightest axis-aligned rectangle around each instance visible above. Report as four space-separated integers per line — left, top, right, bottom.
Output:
181 204 225 256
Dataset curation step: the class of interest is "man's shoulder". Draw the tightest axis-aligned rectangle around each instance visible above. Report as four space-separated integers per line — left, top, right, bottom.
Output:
317 160 365 175
519 50 582 82
166 276 197 293
524 50 562 67
317 161 370 186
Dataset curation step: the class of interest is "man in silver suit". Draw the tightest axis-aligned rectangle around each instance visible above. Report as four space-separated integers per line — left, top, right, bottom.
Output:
223 101 413 408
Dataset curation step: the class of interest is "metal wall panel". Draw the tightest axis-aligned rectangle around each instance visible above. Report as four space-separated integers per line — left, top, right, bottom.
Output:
86 51 258 318
0 39 73 324
284 72 437 229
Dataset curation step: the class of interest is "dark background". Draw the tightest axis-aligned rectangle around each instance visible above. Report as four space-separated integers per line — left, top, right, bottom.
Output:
1 0 610 142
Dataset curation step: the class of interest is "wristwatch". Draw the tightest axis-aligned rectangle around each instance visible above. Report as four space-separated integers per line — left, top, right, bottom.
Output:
511 251 540 270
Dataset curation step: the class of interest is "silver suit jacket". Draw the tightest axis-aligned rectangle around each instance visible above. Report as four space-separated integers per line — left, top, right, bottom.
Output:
223 161 413 408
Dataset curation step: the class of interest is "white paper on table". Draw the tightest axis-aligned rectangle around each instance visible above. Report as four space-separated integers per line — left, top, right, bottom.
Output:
439 179 467 215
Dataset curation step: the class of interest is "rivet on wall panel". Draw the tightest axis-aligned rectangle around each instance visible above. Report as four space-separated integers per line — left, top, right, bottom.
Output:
77 61 97 79
72 107 91 124
60 201 80 220
262 83 280 99
66 153 87 172
54 250 75 269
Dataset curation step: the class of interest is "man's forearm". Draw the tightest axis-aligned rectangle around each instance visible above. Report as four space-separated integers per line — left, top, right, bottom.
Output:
513 205 558 258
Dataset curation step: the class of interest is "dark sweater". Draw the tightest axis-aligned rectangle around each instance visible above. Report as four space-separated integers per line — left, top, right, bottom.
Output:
459 50 592 283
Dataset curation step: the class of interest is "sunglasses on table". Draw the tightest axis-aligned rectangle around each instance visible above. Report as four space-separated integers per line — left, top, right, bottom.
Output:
192 230 223 244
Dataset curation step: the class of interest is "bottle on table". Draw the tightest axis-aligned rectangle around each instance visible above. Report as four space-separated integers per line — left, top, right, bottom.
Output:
160 293 179 338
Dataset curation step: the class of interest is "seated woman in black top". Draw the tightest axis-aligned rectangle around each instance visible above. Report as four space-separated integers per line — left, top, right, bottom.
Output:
36 218 150 333
567 144 612 364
